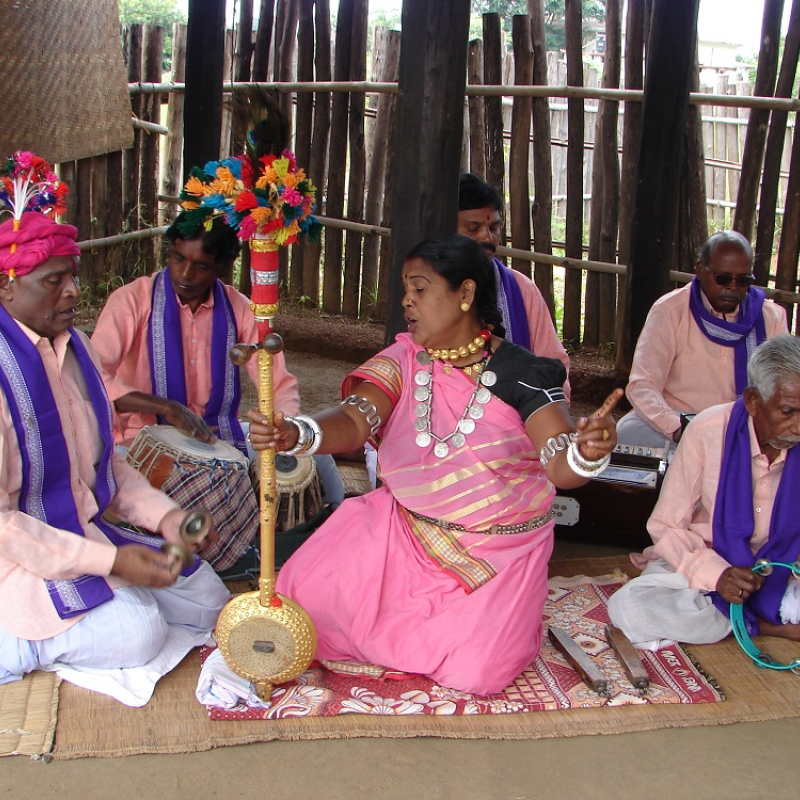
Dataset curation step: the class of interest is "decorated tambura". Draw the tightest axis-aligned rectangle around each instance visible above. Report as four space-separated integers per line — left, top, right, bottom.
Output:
125 425 258 571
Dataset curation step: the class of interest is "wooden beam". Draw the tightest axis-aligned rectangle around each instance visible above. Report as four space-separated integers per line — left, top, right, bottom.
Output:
385 0 472 344
618 0 700 373
184 0 225 170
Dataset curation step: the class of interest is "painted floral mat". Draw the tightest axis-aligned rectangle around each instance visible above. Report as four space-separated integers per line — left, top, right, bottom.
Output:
204 572 723 720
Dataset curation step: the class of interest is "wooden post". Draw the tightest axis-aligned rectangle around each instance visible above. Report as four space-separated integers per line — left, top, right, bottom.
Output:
122 24 142 238
184 0 225 173
342 0 369 318
385 0 471 344
291 0 315 299
75 158 94 285
776 117 800 329
562 0 583 346
301 0 332 306
252 0 276 81
529 0 555 318
105 151 124 280
322 0 355 314
234 0 254 84
754 0 800 286
618 0 700 373
140 24 164 272
467 39 487 178
733 0 784 239
615 0 645 354
685 47 709 261
361 28 401 319
598 0 621 347
273 0 299 126
163 23 187 224
483 14 506 205
509 16 534 283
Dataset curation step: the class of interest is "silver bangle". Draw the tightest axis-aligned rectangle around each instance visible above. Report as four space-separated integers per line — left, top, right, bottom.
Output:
302 414 324 456
539 432 575 466
566 440 610 478
280 415 311 455
341 394 383 435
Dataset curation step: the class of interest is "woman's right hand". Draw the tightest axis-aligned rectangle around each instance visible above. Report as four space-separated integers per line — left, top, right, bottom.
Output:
246 408 297 452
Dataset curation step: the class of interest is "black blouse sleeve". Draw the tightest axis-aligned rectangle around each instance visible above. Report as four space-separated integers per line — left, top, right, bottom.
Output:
484 340 567 421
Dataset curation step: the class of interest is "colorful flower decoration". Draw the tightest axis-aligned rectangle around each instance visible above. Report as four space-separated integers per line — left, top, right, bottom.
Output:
0 151 69 222
177 150 322 247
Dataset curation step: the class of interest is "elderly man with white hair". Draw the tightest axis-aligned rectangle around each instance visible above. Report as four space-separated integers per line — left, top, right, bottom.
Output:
609 335 800 649
616 231 788 448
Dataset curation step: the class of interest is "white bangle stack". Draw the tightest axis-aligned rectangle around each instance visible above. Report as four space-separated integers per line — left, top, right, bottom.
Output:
280 414 324 457
566 440 610 478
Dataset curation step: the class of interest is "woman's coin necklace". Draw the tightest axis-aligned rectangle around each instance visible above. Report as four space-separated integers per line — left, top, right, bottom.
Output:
412 347 496 458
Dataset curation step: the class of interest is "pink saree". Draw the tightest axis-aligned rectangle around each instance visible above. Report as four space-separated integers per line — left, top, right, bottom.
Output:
276 334 558 694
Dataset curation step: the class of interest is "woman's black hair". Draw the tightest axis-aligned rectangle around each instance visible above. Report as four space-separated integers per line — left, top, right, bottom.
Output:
164 214 242 274
405 234 506 337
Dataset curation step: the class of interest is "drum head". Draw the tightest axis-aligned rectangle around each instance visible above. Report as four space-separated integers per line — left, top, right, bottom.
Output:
274 453 315 486
143 425 247 465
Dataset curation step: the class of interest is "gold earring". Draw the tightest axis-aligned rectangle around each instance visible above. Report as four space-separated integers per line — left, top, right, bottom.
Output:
460 302 470 312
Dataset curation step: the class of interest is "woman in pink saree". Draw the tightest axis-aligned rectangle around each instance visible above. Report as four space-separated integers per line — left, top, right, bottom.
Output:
249 236 621 694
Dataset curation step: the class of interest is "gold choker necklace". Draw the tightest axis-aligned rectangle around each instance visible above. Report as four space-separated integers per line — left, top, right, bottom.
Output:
427 331 489 362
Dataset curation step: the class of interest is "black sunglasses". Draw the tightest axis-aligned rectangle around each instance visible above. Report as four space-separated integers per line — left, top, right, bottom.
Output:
709 272 756 289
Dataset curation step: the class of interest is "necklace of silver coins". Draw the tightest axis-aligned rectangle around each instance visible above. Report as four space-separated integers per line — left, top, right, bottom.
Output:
412 347 497 458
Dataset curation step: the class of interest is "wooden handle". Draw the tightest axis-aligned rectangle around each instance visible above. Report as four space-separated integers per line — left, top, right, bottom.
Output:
605 624 650 693
548 626 611 696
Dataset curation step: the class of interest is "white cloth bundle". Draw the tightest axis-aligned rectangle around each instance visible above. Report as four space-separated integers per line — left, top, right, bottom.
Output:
779 578 800 625
195 648 269 709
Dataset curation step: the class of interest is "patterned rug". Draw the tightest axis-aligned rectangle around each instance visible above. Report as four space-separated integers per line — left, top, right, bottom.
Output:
205 572 723 721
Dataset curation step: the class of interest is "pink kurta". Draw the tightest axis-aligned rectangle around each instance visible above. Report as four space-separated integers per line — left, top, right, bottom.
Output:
626 283 787 436
0 324 179 640
92 274 300 444
277 334 557 694
508 269 572 401
634 401 785 593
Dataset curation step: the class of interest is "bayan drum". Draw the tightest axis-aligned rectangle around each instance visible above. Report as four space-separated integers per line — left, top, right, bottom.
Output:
125 425 258 570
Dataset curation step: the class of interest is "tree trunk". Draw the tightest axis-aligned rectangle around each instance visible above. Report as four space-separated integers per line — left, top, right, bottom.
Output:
562 0 583 346
509 16 534 282
618 0 700 372
385 0 471 344
301 0 332 306
467 39 487 178
528 0 555 317
342 0 369 318
732 0 784 239
483 13 506 205
754 0 800 286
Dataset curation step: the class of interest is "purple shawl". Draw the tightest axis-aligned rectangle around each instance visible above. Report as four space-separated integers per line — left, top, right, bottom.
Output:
0 308 197 620
689 277 767 396
710 398 800 634
492 257 531 348
148 269 246 455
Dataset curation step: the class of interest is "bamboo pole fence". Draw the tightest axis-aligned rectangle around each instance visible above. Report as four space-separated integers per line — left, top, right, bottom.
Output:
64 11 800 343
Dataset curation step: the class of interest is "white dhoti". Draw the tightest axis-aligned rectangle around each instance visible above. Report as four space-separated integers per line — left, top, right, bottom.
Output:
0 561 230 703
616 410 677 450
607 558 732 650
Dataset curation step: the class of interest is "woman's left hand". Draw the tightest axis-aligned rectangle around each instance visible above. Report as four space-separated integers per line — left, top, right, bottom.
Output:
572 388 624 462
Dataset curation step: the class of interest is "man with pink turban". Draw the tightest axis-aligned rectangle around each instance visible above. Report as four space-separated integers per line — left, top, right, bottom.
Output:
0 210 229 705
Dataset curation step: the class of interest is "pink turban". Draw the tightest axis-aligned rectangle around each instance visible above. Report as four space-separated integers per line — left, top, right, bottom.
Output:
0 211 80 277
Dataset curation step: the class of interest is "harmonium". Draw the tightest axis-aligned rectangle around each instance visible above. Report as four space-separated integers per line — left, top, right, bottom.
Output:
552 443 671 549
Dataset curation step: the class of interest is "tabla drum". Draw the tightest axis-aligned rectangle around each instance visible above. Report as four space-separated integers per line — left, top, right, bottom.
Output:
249 453 330 566
125 425 258 571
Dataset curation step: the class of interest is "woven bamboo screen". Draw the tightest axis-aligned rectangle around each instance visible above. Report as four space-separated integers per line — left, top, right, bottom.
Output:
0 0 133 163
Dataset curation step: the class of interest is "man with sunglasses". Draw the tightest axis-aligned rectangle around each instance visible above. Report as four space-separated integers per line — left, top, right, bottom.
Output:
617 231 787 448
